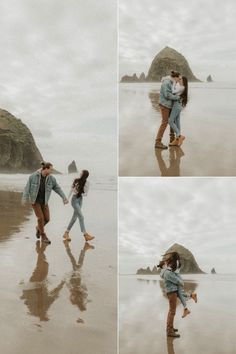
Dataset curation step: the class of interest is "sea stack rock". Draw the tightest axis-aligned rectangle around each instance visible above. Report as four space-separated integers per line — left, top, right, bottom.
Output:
211 268 216 274
164 243 205 274
147 46 200 82
120 73 140 83
68 160 78 174
0 109 43 173
139 72 146 82
207 75 213 82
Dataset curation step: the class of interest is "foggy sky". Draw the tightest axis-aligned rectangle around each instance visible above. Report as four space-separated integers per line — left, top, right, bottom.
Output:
119 0 236 82
0 0 117 174
119 178 236 274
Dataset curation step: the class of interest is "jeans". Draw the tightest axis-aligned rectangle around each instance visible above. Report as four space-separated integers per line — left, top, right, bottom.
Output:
177 286 190 308
67 195 86 233
168 100 182 137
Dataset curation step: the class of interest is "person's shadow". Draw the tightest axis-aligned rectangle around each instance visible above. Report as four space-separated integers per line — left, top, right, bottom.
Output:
155 146 185 176
20 241 65 321
63 241 95 323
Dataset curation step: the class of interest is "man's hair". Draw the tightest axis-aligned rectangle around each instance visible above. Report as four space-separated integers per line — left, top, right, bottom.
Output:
41 161 53 170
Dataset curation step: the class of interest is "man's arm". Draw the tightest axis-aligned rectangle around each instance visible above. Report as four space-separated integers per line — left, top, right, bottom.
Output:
165 270 184 286
52 178 68 203
163 81 180 101
22 176 32 204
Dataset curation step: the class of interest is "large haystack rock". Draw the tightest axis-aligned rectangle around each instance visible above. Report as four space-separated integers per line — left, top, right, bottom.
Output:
68 160 78 174
136 243 205 274
147 46 200 82
164 243 205 274
0 109 43 173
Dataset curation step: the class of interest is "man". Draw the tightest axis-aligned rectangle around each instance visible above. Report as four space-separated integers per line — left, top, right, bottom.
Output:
155 70 180 149
22 162 68 244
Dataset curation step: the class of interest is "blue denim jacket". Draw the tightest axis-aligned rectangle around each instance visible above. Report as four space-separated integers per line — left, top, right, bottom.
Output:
160 268 184 293
159 79 180 109
22 170 67 204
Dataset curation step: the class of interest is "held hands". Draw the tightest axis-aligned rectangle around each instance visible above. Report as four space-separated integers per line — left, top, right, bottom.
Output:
63 198 69 205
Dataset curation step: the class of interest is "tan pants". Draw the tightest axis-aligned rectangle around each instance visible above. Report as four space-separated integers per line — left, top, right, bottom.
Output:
156 105 175 143
166 292 177 334
32 203 50 236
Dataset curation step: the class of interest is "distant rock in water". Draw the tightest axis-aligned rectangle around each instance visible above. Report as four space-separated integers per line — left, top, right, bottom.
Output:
136 243 205 275
68 160 78 174
139 72 146 82
0 109 43 173
120 73 140 83
207 75 213 82
147 46 200 82
211 267 216 274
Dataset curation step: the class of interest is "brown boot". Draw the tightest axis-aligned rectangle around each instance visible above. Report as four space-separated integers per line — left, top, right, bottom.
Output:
191 293 198 303
155 141 168 149
167 330 180 338
63 231 71 241
169 138 179 146
84 233 95 241
182 308 190 318
178 135 185 146
41 233 51 244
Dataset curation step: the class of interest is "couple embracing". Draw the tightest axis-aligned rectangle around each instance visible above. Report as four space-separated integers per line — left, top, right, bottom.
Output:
22 161 94 244
155 70 188 149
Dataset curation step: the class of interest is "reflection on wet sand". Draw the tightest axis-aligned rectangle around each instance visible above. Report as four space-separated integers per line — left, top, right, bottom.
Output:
20 241 65 321
0 191 31 241
155 147 185 176
63 241 95 323
166 337 177 354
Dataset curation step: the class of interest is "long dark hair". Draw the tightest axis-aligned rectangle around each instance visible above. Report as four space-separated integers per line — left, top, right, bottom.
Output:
180 76 188 107
166 252 181 272
73 170 89 198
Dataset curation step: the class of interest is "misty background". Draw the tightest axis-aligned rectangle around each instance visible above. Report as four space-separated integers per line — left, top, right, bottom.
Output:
0 0 117 175
119 178 236 274
119 0 236 82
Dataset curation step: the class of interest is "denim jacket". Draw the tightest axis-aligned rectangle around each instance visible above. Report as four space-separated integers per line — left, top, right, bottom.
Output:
22 170 67 204
160 268 184 293
159 78 180 109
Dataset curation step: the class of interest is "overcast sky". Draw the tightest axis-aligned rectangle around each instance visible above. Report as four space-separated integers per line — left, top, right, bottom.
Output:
0 0 116 175
119 178 236 274
119 0 236 82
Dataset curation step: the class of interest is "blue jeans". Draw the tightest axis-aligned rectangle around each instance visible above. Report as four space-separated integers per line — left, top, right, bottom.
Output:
67 195 86 233
168 100 182 137
177 286 190 308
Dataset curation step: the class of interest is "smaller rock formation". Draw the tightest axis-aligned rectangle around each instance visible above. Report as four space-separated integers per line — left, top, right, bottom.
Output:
139 72 146 82
68 160 78 174
120 73 140 83
207 75 213 82
211 268 216 274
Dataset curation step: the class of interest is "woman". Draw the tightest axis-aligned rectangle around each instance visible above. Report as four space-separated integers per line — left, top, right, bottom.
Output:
168 76 188 146
63 170 94 242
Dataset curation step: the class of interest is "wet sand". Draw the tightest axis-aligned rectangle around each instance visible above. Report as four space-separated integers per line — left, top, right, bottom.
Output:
119 83 236 176
119 274 236 354
0 186 117 354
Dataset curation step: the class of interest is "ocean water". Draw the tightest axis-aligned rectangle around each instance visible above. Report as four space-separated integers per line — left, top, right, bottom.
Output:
119 274 236 354
119 82 236 176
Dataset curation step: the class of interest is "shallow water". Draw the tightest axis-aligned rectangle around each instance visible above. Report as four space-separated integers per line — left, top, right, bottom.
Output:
119 82 236 176
119 274 236 354
0 176 117 354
